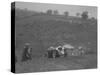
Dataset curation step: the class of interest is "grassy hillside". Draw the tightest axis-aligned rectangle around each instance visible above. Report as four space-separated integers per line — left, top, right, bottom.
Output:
15 14 97 50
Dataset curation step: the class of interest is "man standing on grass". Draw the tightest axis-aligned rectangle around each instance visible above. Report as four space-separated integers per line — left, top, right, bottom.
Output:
21 43 32 62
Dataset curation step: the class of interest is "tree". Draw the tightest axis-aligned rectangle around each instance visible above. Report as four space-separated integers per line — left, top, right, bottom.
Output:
76 13 80 17
53 10 59 15
91 17 95 20
81 11 88 19
46 9 52 15
64 11 69 17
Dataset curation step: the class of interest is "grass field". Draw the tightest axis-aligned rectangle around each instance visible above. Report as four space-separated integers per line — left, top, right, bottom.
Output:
15 54 97 73
15 9 97 73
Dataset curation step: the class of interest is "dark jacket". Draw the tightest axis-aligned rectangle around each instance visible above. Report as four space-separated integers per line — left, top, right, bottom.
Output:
21 47 32 62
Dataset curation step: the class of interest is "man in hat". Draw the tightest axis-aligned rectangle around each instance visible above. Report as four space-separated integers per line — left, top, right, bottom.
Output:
21 43 32 62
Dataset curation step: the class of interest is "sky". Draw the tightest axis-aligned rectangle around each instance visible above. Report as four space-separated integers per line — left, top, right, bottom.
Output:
16 2 97 18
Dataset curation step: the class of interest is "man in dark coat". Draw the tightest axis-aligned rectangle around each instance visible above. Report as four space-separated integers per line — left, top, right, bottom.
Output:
21 43 32 62
47 47 60 58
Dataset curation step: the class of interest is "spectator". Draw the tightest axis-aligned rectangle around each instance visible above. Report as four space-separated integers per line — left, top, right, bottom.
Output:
21 43 32 62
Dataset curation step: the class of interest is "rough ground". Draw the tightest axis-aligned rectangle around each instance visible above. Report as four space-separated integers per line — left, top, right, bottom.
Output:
15 54 97 73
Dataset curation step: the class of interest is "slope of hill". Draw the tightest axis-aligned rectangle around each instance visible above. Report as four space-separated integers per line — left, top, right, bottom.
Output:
15 12 97 53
